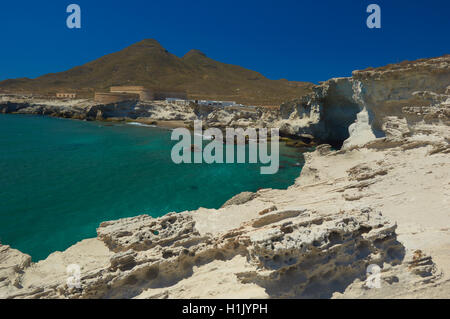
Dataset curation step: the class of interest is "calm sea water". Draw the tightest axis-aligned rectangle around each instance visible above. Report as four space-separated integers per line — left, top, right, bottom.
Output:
0 114 308 261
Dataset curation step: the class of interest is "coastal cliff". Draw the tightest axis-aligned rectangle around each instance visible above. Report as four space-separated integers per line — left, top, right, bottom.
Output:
271 54 450 146
0 55 449 299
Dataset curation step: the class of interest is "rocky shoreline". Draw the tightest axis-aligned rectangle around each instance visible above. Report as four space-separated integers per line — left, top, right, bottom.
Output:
2 56 449 147
0 55 449 298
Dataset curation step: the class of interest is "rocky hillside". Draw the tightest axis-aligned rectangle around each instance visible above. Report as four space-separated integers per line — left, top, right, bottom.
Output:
0 39 313 105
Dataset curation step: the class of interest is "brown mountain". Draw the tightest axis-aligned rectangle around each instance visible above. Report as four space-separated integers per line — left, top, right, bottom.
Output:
0 39 313 105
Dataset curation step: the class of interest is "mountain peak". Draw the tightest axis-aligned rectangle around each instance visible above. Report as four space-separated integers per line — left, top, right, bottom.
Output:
0 39 313 105
129 39 165 50
183 49 207 59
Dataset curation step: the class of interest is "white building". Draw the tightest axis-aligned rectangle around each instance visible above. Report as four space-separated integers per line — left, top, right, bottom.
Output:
166 98 190 106
195 100 236 107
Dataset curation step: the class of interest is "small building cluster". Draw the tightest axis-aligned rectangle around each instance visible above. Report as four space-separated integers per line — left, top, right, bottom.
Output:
165 98 256 109
56 93 77 99
53 86 254 109
166 99 248 107
94 86 187 103
194 100 238 107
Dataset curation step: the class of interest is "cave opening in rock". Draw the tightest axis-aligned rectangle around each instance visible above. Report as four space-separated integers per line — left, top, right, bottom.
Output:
321 97 361 148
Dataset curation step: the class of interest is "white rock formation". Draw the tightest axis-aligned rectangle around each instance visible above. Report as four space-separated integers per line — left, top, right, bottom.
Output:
270 55 449 146
342 81 376 149
343 108 376 149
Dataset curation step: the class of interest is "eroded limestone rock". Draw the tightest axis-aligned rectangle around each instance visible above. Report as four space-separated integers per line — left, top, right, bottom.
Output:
0 202 409 299
0 246 31 298
221 192 258 208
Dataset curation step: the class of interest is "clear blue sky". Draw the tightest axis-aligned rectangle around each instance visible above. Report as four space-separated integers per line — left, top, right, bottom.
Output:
0 0 448 83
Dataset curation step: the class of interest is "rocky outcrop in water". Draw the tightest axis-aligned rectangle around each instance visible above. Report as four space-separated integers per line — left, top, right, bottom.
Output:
0 97 198 122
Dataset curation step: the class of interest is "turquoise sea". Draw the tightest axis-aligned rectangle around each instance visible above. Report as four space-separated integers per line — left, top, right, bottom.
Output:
0 114 308 261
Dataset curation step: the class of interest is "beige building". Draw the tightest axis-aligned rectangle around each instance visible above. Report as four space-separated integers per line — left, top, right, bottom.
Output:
56 93 77 99
109 86 187 101
110 86 154 101
94 92 139 104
